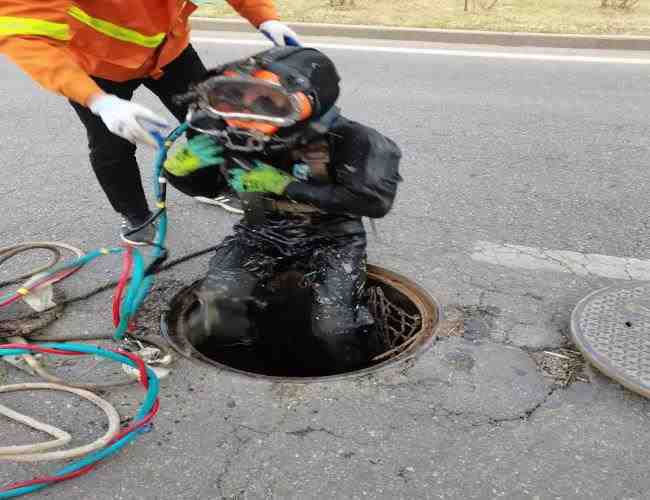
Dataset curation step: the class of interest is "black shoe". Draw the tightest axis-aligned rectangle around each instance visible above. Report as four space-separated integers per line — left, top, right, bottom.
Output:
120 216 157 246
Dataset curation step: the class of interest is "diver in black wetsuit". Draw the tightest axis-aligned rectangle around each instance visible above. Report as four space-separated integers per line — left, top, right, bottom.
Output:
164 47 402 374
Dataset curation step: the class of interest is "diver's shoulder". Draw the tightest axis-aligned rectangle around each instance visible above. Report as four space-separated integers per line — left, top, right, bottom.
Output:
330 116 401 159
331 116 394 141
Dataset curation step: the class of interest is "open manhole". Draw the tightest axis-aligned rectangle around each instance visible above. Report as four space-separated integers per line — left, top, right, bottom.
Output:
161 265 441 381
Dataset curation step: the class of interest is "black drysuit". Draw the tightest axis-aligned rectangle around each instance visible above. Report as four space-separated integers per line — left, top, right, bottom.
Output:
167 116 402 375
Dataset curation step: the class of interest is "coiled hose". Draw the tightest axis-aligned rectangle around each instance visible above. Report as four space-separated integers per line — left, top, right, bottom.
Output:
0 125 188 497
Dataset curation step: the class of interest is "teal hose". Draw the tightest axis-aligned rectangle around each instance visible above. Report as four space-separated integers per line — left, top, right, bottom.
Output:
0 343 159 499
1 124 187 497
0 247 122 304
113 127 179 340
114 248 145 340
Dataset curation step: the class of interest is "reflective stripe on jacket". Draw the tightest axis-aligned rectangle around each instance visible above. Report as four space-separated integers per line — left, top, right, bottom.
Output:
0 1 278 105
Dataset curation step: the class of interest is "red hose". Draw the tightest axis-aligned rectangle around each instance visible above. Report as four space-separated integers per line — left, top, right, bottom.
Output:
1 398 160 491
0 266 82 309
114 348 149 388
0 294 21 308
0 345 159 492
0 345 149 380
112 246 133 327
0 344 84 356
3 465 97 490
1 397 160 491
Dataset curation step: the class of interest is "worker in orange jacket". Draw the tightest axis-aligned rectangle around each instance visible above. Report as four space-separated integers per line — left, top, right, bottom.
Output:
0 1 300 243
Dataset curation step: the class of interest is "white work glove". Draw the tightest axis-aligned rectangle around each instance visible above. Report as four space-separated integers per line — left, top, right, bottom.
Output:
259 20 301 47
89 94 169 147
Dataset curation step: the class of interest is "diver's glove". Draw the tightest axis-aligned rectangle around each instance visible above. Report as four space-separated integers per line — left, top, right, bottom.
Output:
228 161 296 195
164 134 224 176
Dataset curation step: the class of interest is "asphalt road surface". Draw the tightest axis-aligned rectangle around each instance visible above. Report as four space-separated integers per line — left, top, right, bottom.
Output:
2 33 650 499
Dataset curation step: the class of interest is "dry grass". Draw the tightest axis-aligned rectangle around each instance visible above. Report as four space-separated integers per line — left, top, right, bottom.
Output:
196 0 650 35
530 348 588 387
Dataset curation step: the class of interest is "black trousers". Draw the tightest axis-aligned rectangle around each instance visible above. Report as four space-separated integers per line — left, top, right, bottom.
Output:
187 233 384 375
70 45 216 223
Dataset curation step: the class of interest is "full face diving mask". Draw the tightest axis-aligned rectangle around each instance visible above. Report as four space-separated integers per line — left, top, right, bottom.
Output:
185 47 341 153
188 68 313 152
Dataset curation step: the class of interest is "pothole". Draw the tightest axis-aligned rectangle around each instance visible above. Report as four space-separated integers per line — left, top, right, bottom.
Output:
161 265 441 381
435 305 589 388
434 304 500 341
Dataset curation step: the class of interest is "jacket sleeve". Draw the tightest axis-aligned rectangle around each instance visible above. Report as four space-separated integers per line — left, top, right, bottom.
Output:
0 1 102 105
225 0 279 28
285 119 402 219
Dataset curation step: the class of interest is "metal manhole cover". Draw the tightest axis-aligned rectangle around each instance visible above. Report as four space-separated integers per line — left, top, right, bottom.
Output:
570 283 650 398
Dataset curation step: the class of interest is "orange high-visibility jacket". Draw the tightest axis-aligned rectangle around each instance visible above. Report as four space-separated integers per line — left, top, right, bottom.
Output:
0 1 278 106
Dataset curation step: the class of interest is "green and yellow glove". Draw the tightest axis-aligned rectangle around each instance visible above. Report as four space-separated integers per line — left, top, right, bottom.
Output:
228 161 296 195
164 134 224 177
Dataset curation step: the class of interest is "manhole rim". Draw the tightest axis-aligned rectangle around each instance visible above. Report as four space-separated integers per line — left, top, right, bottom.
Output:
570 283 650 398
160 264 442 383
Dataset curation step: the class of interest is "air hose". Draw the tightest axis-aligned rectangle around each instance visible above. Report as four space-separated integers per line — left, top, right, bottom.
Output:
0 126 188 340
0 382 121 462
0 343 160 499
0 125 187 497
0 242 85 289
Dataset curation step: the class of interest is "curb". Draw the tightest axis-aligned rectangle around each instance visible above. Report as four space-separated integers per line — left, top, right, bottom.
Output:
190 17 650 51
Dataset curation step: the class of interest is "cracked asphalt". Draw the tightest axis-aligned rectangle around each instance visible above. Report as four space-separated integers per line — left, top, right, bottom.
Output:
2 34 650 499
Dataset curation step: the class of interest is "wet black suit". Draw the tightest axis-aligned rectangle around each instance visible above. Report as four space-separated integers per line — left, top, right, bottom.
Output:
167 117 401 374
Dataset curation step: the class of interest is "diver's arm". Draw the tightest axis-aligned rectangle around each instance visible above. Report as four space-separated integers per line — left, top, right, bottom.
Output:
285 120 402 218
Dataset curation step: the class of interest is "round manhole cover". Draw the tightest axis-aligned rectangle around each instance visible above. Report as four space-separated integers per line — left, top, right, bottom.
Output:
571 283 650 398
161 265 441 382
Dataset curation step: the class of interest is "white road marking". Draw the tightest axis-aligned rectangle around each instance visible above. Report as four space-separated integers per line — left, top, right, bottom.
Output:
471 240 650 280
191 36 650 65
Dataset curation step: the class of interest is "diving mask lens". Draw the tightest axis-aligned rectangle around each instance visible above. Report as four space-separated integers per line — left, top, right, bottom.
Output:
206 79 295 122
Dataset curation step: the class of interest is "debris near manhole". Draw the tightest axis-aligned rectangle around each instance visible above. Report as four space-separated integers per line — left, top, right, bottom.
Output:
434 319 464 339
131 279 186 335
437 304 501 341
0 287 66 338
531 348 588 387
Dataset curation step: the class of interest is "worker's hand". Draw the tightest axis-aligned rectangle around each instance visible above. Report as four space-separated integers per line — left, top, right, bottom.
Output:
164 134 224 177
228 161 295 195
89 94 169 147
259 20 301 46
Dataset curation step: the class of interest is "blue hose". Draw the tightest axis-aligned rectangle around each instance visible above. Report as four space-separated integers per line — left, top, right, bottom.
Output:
0 247 122 304
0 343 159 499
112 129 177 340
114 248 145 340
0 124 187 497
